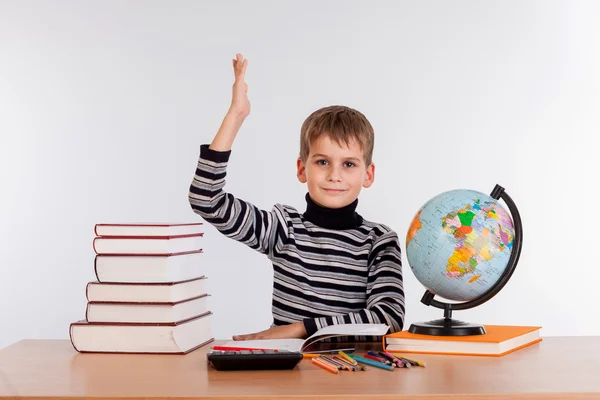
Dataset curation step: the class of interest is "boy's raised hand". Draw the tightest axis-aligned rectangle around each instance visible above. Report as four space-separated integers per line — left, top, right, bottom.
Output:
229 53 250 118
232 321 307 341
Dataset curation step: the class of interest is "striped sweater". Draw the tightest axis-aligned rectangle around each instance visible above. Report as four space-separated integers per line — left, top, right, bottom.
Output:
188 145 405 336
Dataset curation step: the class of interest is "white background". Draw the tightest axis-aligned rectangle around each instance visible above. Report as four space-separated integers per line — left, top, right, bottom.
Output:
1 0 599 349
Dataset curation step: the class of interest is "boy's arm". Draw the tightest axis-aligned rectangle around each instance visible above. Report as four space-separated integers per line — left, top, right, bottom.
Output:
189 54 287 256
189 145 287 256
210 53 250 151
303 229 406 336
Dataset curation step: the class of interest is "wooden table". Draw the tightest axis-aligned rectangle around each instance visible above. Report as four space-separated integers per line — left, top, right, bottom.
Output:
0 337 599 399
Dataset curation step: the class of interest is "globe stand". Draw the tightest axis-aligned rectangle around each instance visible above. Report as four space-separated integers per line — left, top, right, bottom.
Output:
408 293 486 336
408 184 523 337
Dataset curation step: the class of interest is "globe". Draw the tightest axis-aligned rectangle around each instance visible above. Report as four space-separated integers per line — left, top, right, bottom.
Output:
405 185 523 336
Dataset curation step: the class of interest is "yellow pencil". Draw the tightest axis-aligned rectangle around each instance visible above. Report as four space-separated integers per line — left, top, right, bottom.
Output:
338 351 358 365
338 351 367 370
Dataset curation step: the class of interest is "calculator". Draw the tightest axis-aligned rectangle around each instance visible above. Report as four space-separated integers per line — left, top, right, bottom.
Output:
207 349 303 371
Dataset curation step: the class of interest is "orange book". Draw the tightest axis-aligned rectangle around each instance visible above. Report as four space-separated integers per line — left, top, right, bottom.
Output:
382 325 542 356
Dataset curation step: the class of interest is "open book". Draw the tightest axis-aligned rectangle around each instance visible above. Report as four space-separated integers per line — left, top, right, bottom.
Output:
214 323 390 354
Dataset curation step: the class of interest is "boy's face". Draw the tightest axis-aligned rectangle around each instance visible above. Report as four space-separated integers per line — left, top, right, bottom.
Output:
296 134 375 209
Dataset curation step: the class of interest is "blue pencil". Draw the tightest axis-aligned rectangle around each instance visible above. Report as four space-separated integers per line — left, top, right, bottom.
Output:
348 354 395 371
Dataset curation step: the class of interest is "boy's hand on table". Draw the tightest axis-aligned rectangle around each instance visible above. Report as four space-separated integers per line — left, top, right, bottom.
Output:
233 321 307 340
229 53 250 118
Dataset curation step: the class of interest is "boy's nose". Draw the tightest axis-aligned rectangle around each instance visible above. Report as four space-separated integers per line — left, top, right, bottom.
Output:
327 167 342 182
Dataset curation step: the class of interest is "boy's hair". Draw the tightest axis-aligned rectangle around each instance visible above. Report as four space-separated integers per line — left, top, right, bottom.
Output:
300 105 374 165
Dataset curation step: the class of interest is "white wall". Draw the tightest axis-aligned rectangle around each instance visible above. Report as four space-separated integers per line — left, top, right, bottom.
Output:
1 0 599 349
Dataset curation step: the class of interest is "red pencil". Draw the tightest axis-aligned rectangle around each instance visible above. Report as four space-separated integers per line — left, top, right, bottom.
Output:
212 346 270 352
364 353 390 364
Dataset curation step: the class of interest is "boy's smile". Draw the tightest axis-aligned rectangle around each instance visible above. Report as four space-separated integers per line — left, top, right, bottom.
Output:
297 135 375 209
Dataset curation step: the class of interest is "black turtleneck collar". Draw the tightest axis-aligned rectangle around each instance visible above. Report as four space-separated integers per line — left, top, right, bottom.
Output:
303 193 364 230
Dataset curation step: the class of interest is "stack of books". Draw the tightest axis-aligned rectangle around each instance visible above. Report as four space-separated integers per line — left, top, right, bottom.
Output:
69 223 214 354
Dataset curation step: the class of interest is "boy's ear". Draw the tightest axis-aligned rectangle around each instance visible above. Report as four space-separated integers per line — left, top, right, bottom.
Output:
296 157 307 183
363 162 375 188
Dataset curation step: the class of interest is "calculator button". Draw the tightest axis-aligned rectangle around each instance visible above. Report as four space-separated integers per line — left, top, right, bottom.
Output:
251 350 264 354
240 350 252 354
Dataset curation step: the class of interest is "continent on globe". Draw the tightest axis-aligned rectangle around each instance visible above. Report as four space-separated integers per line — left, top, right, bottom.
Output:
406 210 421 247
441 199 514 280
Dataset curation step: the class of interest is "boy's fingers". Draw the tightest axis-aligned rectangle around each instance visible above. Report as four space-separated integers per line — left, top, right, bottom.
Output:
236 64 247 81
233 330 261 340
230 54 247 82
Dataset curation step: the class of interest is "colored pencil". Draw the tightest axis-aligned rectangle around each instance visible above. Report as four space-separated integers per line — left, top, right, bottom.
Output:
312 357 339 374
348 354 395 371
333 356 357 371
390 353 426 367
321 356 350 371
338 351 367 370
338 351 358 365
365 352 391 365
302 353 320 358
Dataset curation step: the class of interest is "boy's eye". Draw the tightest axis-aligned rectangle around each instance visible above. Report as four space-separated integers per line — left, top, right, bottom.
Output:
344 162 356 168
316 159 328 166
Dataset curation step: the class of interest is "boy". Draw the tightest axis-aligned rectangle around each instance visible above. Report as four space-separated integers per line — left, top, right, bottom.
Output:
189 54 405 340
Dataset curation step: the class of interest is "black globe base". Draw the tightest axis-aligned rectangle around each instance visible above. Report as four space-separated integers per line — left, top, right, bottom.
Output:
409 319 486 336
